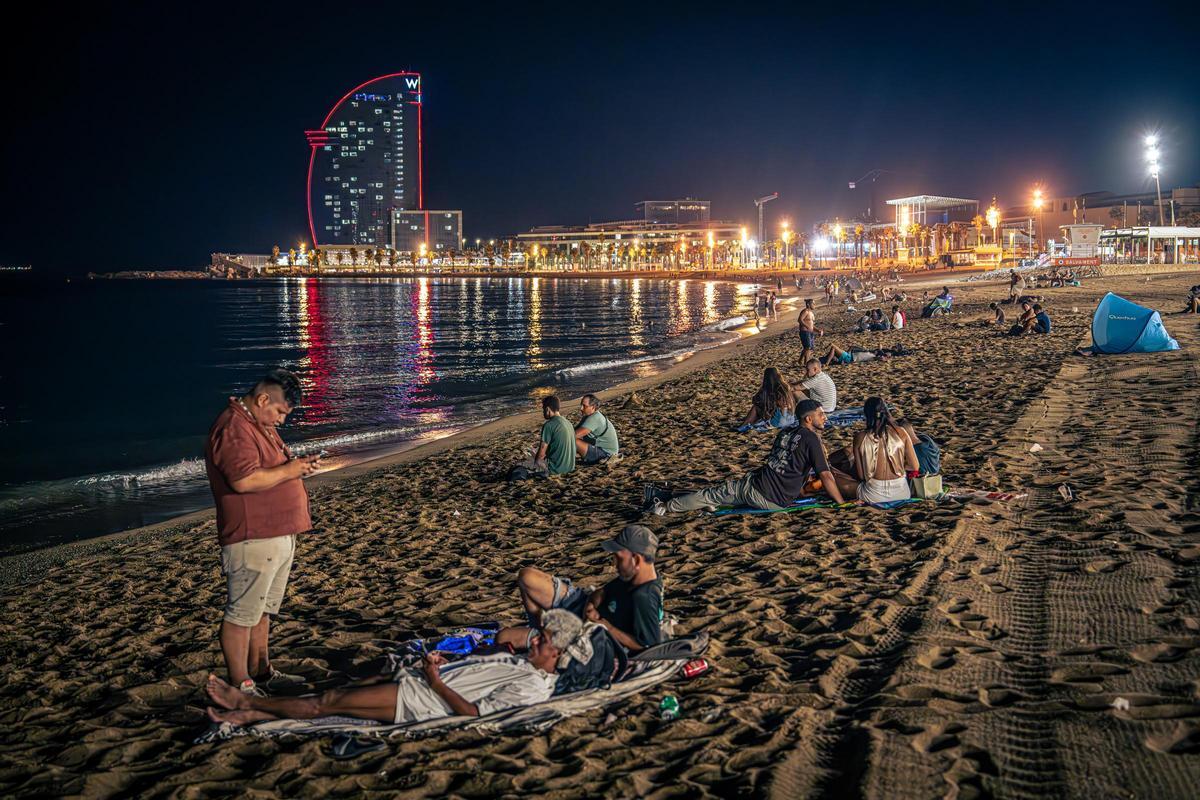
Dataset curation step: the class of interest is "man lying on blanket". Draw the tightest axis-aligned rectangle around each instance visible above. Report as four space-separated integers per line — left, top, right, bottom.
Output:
496 525 663 654
205 609 586 727
649 399 851 514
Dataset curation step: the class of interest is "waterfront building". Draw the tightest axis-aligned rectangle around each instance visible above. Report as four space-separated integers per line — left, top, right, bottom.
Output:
306 73 424 248
393 210 463 252
635 199 711 225
1005 186 1200 251
514 200 744 268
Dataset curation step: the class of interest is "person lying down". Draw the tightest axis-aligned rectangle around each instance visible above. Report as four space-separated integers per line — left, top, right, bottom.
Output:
205 609 589 727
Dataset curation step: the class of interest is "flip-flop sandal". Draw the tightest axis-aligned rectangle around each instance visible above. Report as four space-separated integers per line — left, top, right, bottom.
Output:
325 734 387 760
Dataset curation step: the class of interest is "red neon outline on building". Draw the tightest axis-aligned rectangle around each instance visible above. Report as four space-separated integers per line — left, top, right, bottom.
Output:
307 72 422 247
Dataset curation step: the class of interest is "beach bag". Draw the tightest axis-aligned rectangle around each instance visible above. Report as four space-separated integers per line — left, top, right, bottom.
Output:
554 626 627 695
913 433 941 476
909 474 942 498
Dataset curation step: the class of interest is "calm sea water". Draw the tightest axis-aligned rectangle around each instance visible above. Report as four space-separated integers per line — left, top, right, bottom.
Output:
0 277 758 553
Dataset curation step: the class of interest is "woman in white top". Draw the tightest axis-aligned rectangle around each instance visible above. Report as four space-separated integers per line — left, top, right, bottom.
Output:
853 396 920 504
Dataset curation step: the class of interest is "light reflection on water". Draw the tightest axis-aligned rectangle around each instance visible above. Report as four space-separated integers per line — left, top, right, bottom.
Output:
0 276 758 552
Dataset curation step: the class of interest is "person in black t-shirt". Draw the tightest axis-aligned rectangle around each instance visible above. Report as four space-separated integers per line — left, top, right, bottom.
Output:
496 525 664 653
649 400 849 515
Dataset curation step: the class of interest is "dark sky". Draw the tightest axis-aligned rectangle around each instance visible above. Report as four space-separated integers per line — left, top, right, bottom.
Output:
3 0 1197 274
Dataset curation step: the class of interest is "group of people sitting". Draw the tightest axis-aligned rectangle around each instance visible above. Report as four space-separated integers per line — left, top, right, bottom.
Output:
206 525 666 727
738 361 837 430
854 306 905 332
1008 300 1052 335
648 396 940 515
511 394 621 479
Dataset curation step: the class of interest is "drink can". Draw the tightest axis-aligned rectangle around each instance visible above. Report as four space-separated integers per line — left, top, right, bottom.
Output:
682 658 709 679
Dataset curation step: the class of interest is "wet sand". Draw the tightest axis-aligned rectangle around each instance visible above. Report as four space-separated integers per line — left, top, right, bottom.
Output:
2 268 1198 798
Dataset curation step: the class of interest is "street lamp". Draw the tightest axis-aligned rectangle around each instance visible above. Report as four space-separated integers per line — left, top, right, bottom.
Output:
739 227 748 267
985 202 1000 247
833 223 844 268
1145 134 1166 225
707 230 716 269
782 223 793 268
1031 188 1045 258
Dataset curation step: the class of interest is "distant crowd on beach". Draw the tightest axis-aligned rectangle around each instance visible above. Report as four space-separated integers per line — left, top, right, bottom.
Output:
198 266 1074 730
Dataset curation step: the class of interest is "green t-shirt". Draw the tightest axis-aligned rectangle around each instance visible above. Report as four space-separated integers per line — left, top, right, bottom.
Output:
579 411 619 455
540 414 576 474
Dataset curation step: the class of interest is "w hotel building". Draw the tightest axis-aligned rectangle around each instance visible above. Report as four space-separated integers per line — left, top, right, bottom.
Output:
306 73 426 248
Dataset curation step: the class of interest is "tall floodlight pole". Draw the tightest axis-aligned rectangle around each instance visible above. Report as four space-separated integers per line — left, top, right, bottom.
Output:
754 193 779 255
1145 135 1165 226
1031 188 1044 259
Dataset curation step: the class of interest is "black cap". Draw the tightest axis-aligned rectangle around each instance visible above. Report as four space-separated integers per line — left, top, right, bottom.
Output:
600 524 659 559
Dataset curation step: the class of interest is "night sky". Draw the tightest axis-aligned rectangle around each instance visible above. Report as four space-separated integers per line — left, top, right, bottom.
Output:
3 1 1197 274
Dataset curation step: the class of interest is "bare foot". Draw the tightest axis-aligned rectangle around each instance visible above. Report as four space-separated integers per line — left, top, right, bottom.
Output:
206 706 276 726
206 673 251 711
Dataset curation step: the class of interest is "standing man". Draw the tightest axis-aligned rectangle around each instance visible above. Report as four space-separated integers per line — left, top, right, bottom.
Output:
798 298 822 364
533 395 576 475
575 394 620 464
205 368 320 697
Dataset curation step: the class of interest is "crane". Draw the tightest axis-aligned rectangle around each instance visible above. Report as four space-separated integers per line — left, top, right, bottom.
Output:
754 193 779 247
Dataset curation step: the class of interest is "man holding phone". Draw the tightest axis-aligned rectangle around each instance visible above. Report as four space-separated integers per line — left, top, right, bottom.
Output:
205 368 320 696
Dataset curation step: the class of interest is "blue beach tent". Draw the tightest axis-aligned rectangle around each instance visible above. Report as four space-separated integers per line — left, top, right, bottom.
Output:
1091 293 1179 354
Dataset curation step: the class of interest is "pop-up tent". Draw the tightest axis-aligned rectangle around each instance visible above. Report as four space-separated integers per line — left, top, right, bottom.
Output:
1091 292 1179 354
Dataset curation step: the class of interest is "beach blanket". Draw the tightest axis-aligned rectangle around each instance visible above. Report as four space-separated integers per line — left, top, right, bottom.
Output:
195 633 709 744
709 489 1025 516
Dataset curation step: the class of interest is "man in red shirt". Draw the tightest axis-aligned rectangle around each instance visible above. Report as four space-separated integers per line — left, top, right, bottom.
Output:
205 369 321 696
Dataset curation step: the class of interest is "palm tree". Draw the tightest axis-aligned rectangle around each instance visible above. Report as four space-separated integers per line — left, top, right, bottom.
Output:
388 249 398 269
1108 206 1125 228
971 215 985 247
349 246 360 268
311 248 322 271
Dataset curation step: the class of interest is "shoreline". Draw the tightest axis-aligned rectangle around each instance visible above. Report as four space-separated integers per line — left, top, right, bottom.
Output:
3 261 1181 575
0 303 801 582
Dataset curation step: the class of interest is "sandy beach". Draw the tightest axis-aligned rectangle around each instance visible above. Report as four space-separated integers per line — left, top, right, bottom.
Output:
2 268 1199 798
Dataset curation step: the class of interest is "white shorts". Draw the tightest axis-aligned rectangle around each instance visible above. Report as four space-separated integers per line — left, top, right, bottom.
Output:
858 477 911 504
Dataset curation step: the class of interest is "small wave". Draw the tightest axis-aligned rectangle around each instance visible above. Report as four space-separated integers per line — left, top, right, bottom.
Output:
702 315 748 332
555 333 736 378
75 458 206 487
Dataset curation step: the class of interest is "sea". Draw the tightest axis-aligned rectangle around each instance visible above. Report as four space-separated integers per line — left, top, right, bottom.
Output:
0 276 762 554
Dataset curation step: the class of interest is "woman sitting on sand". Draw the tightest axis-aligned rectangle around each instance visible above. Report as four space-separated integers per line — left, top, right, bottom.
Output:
852 397 920 504
740 367 796 428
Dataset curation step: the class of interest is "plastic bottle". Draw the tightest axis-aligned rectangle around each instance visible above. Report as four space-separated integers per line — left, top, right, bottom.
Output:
659 694 680 721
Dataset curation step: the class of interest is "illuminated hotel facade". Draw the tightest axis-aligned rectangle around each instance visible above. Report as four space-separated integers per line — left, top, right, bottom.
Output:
306 73 425 248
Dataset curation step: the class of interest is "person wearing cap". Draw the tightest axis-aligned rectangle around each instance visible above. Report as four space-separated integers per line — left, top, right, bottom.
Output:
496 525 664 654
648 399 849 514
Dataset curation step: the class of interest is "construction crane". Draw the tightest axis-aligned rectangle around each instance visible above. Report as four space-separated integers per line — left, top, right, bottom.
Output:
754 193 779 246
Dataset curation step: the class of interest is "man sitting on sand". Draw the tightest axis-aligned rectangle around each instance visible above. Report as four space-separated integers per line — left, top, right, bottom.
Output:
496 525 663 654
535 395 576 474
797 358 837 413
648 399 849 514
205 609 586 727
574 394 619 464
820 343 910 367
1032 303 1052 334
